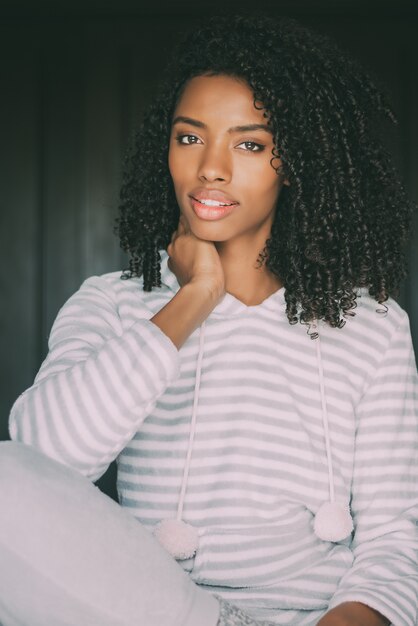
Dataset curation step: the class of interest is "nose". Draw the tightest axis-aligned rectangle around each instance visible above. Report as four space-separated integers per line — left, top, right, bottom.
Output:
197 142 232 183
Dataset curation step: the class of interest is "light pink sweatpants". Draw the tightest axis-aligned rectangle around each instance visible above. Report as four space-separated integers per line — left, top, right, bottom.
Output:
0 441 220 626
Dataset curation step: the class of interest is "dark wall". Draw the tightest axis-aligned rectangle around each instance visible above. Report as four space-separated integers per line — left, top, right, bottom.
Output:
1 2 417 498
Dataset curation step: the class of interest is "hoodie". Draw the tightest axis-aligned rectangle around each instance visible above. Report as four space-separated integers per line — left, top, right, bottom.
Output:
9 249 418 626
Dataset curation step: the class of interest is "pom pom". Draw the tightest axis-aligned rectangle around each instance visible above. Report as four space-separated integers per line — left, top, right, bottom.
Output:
314 501 354 542
153 518 199 559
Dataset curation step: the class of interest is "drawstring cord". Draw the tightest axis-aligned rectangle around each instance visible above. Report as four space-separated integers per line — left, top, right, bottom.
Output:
315 326 336 504
153 321 206 559
311 321 354 542
177 320 206 521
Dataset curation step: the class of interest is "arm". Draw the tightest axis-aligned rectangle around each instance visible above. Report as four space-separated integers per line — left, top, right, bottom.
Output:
323 312 418 626
317 602 390 626
151 279 222 350
9 275 219 480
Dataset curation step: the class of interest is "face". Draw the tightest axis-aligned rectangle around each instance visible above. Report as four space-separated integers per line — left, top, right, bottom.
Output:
168 74 288 245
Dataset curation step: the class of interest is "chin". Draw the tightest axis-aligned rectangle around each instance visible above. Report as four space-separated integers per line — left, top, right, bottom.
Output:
189 221 231 242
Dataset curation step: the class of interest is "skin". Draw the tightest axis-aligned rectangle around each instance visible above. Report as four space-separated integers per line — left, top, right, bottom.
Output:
167 73 288 307
152 74 390 626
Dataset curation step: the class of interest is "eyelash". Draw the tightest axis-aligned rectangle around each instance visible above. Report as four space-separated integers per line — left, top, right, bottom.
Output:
174 134 265 153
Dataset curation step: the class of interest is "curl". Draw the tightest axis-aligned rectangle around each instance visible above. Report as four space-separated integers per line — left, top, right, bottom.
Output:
115 14 414 329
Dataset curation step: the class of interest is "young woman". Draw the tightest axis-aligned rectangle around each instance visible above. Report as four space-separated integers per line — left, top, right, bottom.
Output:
1 13 417 626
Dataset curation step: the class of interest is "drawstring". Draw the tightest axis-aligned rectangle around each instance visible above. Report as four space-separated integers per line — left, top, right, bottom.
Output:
153 321 206 559
177 320 206 521
311 321 354 542
315 328 336 504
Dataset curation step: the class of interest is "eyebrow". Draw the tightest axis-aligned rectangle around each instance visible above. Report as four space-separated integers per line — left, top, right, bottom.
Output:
171 115 273 135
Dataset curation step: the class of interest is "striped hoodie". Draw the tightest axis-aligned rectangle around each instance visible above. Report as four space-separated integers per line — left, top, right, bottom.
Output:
9 249 418 626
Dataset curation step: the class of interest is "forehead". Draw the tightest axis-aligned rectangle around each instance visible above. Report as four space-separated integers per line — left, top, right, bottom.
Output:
173 74 267 124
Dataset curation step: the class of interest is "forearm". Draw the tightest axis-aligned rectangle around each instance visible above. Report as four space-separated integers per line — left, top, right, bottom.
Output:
317 602 390 626
150 281 222 349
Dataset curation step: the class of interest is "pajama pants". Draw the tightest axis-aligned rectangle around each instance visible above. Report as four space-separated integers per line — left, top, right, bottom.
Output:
0 441 221 626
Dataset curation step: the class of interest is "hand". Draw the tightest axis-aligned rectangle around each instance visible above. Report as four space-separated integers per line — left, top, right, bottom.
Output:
316 602 391 626
167 214 225 300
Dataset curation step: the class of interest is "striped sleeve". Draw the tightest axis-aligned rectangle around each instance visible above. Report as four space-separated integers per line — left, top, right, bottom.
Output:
8 275 181 481
327 312 418 626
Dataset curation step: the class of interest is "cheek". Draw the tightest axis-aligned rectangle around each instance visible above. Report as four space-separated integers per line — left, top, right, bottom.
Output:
257 157 282 196
168 146 185 186
235 158 280 201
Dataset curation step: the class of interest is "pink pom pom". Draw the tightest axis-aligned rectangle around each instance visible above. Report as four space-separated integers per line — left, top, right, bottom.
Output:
153 518 199 559
314 501 354 542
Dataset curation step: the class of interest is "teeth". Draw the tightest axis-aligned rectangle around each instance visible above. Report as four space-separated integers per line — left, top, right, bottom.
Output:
197 198 232 207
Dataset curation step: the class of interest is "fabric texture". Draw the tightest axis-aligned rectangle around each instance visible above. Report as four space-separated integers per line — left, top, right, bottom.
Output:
215 596 276 626
9 249 418 626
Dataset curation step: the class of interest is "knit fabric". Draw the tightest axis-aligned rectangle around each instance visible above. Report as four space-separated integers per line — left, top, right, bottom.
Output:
215 596 275 626
9 249 418 626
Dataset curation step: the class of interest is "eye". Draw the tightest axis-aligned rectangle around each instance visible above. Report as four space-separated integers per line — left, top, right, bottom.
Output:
237 141 265 153
175 134 202 145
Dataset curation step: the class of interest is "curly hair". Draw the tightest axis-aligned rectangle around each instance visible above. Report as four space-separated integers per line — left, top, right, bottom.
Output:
115 14 414 329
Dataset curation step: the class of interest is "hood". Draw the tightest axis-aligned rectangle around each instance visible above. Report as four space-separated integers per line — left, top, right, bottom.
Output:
159 248 286 318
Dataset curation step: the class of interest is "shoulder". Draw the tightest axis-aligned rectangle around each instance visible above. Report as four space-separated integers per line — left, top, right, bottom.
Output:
80 270 143 292
50 271 147 328
49 271 151 342
72 270 146 306
352 287 408 335
319 288 411 367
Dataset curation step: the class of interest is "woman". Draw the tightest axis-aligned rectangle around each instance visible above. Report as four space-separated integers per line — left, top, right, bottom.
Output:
2 13 417 626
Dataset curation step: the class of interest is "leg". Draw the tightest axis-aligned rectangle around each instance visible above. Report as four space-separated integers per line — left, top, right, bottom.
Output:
0 441 220 626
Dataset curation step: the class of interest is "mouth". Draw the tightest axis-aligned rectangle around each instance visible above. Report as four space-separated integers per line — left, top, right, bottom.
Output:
189 196 239 221
192 196 237 207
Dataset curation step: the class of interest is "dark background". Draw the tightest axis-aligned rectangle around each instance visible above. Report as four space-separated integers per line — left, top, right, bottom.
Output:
1 0 417 499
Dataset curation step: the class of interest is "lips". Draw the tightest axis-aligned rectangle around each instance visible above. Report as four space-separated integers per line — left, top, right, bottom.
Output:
190 196 238 221
189 188 239 206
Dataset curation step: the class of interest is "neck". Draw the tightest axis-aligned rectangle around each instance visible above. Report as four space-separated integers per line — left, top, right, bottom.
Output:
215 236 282 307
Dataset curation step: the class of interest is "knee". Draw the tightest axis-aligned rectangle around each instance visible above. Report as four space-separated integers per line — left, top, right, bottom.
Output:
0 438 44 466
0 442 64 554
0 441 69 506
0 442 85 539
0 441 96 512
0 440 36 475
0 441 43 494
